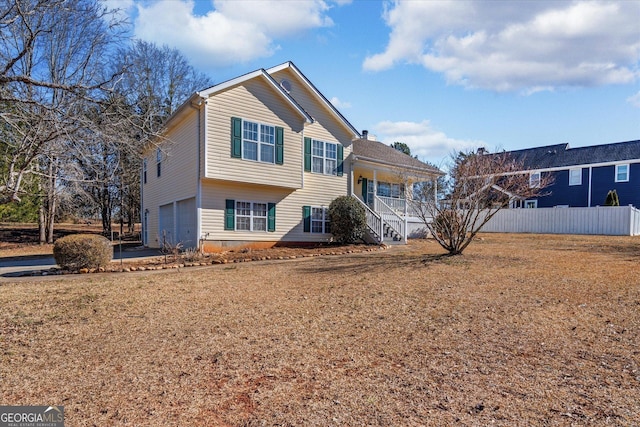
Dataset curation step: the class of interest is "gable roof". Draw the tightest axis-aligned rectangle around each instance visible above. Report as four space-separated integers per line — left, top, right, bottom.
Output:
198 67 313 124
266 61 361 139
504 140 640 170
352 138 443 175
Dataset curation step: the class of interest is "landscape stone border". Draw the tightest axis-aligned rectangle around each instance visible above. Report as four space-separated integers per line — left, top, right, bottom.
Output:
19 245 388 277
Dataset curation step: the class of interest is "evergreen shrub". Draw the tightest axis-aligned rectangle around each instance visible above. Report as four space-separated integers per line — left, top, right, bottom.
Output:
328 196 367 244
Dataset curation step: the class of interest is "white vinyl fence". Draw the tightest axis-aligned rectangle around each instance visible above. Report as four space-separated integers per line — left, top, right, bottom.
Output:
480 206 640 236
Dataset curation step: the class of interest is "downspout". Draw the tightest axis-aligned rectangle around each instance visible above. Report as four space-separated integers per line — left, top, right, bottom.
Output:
189 97 204 250
403 178 408 244
140 155 144 246
588 166 593 207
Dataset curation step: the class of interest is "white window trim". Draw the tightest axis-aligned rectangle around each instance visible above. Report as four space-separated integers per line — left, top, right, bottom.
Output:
524 200 538 208
615 164 629 183
310 206 330 234
529 171 541 188
235 201 268 232
569 168 582 186
242 119 275 164
311 139 338 176
372 181 405 199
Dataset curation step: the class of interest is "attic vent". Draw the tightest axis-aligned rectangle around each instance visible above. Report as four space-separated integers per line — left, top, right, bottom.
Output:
280 79 292 93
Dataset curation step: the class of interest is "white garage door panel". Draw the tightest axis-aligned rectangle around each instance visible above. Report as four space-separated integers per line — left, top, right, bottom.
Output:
159 203 174 245
176 197 197 249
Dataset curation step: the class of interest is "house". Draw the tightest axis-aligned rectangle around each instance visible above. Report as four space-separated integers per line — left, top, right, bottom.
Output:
498 140 640 208
140 61 442 250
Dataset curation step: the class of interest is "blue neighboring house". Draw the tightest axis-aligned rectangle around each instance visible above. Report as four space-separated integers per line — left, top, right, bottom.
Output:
501 140 640 208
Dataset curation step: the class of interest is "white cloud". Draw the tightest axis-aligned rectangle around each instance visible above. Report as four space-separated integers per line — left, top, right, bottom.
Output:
372 120 482 163
330 96 351 109
364 1 640 92
133 0 335 69
628 91 640 108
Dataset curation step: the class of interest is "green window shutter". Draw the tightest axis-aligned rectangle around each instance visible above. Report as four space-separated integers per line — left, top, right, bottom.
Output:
337 144 344 176
268 203 276 232
275 127 284 165
361 178 368 203
231 117 242 158
224 199 235 230
302 205 311 232
304 137 311 172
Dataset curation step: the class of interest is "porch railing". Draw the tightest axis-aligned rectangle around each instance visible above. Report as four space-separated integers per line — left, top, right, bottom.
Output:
375 196 405 242
377 196 405 214
355 196 383 243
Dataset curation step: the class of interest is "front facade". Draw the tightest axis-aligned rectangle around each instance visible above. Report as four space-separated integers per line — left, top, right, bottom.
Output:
502 140 640 209
141 62 441 250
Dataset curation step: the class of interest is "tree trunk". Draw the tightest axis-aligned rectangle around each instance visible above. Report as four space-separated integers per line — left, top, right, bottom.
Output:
38 202 46 245
101 199 112 237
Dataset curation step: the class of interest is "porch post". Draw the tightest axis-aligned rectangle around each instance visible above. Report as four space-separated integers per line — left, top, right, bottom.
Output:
403 179 408 244
373 169 377 211
433 177 438 206
349 166 354 196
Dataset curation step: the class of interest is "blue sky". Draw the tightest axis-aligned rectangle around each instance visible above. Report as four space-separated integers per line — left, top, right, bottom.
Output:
108 0 640 166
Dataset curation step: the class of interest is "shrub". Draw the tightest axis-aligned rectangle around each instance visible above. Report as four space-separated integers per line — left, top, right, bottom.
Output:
328 196 367 244
53 234 112 270
604 189 620 206
432 209 465 242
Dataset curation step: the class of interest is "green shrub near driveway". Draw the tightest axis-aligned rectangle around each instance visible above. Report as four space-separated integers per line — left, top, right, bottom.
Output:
53 234 112 270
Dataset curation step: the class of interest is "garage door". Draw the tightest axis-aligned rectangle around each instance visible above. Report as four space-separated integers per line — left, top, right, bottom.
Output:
176 197 197 249
158 203 174 246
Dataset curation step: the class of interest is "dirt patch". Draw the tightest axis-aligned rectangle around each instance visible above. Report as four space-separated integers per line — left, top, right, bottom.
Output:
1 233 639 426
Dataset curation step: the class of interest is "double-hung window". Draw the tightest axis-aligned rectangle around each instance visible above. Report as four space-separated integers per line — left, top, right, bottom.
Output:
311 207 330 234
242 121 275 163
143 159 147 184
156 148 162 177
529 171 540 188
236 201 268 232
615 164 629 182
311 140 338 175
569 168 581 186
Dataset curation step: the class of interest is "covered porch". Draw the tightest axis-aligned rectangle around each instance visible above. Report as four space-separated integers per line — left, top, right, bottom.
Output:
349 136 443 244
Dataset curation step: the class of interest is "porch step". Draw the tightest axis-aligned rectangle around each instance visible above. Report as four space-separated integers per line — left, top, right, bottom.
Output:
383 237 404 245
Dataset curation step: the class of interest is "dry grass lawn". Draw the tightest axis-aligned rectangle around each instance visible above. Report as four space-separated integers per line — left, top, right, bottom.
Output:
1 233 639 426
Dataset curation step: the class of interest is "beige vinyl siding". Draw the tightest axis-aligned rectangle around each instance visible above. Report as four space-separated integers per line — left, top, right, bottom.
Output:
270 68 355 147
200 174 348 243
205 78 305 189
142 107 200 248
271 67 353 192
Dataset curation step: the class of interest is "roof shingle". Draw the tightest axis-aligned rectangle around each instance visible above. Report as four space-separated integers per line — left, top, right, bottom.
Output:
502 140 640 170
352 138 443 175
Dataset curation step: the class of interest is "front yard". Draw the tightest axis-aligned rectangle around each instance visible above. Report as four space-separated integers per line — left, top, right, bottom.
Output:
1 234 638 426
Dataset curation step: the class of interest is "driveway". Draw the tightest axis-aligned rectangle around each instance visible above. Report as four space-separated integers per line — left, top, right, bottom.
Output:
0 245 163 278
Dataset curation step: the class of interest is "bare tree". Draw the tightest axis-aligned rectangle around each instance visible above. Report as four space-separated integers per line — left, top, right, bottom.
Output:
0 0 124 198
70 41 213 236
413 149 553 255
0 0 126 242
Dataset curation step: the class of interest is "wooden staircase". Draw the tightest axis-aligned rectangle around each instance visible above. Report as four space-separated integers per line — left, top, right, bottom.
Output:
355 195 406 245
